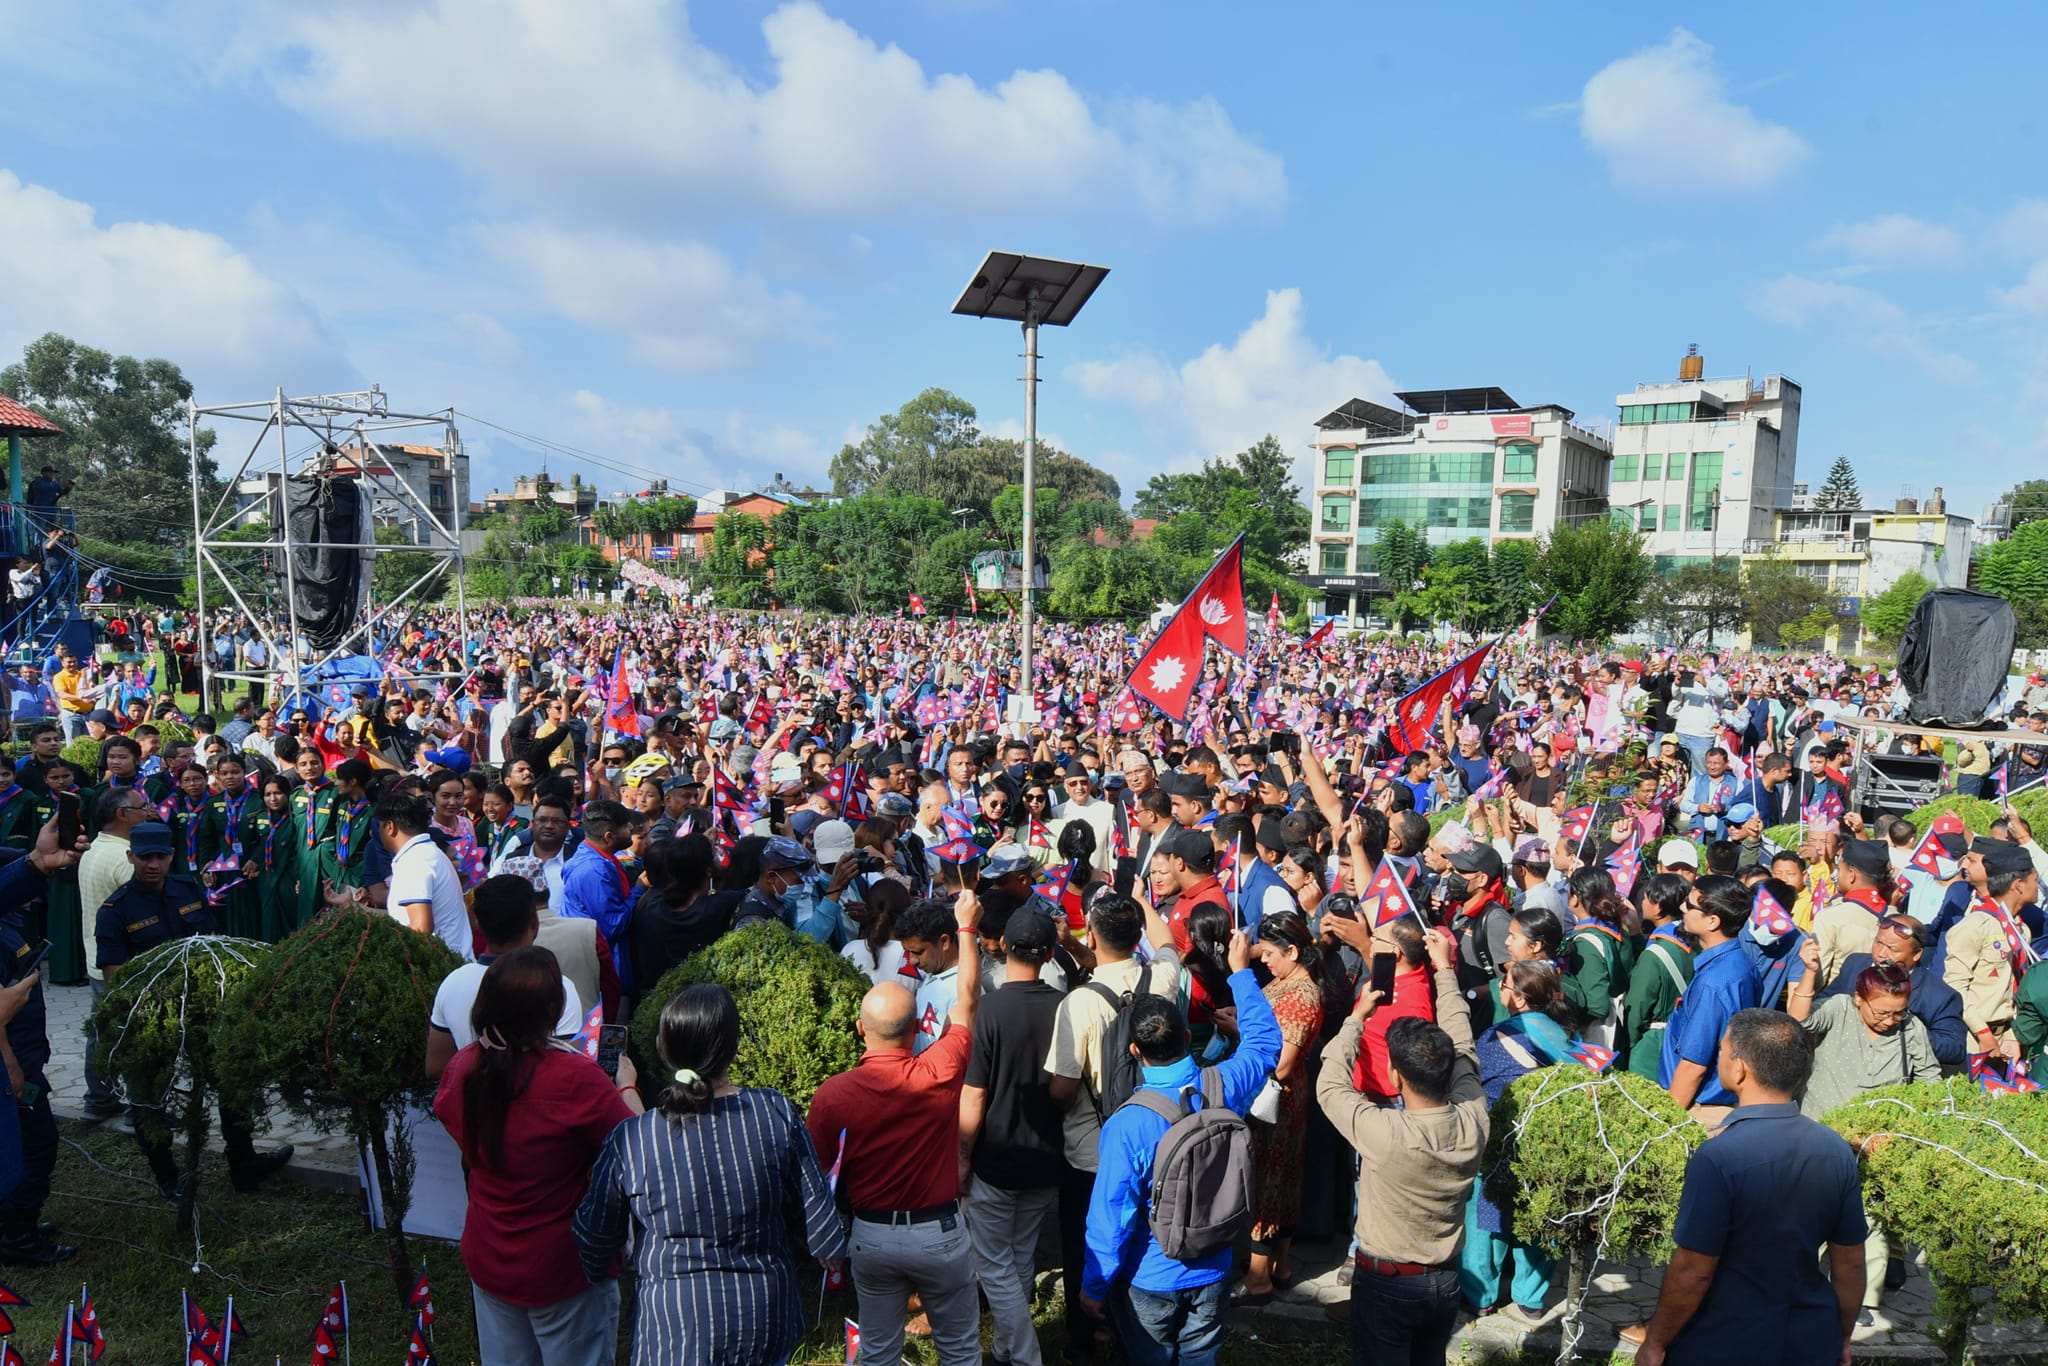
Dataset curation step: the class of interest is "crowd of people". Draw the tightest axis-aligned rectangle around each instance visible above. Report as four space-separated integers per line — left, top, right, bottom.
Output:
0 596 2042 1365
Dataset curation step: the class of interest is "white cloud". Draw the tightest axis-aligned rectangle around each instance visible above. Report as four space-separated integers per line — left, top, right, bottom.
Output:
1068 289 1396 483
0 169 351 396
1817 214 1962 268
1579 30 1811 192
1992 199 2048 259
486 225 814 372
1996 262 2048 316
1749 273 1976 384
246 0 1282 226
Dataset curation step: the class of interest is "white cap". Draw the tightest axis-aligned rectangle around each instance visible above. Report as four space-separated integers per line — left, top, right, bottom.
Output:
1657 838 1699 868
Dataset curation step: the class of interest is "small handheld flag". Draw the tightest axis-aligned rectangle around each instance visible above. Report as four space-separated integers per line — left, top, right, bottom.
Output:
1361 858 1421 930
929 836 985 866
1748 885 1797 944
1568 1041 1617 1073
1558 804 1596 849
1908 810 1967 878
845 1319 861 1365
569 1003 605 1060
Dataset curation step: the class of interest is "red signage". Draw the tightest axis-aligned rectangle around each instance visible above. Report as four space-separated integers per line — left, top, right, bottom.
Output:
1490 415 1534 437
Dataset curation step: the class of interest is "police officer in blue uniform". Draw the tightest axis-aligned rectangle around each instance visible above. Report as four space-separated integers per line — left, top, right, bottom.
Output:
95 824 291 1200
0 808 91 1266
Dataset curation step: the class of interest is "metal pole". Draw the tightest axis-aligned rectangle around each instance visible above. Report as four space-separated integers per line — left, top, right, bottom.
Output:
1019 306 1039 717
275 390 306 705
189 404 207 702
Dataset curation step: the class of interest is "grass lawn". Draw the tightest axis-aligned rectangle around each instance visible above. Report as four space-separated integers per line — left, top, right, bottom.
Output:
19 1121 1378 1365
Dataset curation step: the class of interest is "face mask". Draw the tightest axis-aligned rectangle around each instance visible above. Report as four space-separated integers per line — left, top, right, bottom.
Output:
1008 762 1027 781
603 766 622 785
1441 872 1470 903
777 877 808 922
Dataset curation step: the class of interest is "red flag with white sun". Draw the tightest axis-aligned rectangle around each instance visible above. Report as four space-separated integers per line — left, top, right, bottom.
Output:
1125 536 1247 721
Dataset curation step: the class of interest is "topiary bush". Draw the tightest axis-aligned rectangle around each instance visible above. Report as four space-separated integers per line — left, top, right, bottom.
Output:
1905 794 2004 835
215 910 461 1298
630 921 866 1110
1826 1078 2048 1349
1484 1066 1701 1356
2011 787 2048 836
1763 821 1802 852
59 737 99 778
91 935 269 1231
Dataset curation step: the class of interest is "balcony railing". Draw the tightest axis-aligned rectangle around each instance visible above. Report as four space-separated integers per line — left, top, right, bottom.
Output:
1743 536 1866 555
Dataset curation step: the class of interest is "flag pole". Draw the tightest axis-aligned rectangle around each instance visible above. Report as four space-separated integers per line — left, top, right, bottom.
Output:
341 1280 350 1366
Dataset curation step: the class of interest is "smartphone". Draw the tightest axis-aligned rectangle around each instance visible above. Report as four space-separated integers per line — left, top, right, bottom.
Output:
17 941 49 981
594 1024 629 1080
1370 951 1398 1000
54 794 79 850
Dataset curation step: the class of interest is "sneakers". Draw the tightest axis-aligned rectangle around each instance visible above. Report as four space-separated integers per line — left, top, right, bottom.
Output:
0 1229 74 1267
229 1144 294 1193
1498 1303 1550 1329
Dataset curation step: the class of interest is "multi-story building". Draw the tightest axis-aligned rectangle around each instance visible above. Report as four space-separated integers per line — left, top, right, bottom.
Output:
1737 489 1973 652
1606 348 1800 571
480 473 599 520
232 440 470 545
1303 389 1612 623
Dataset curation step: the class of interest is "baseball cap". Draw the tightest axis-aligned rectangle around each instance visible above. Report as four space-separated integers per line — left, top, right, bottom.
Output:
1657 839 1700 869
984 844 1036 879
811 818 857 866
129 822 174 856
1725 802 1758 826
709 717 740 742
875 792 915 819
761 837 814 871
1163 827 1216 875
788 809 825 840
1002 906 1057 957
1448 844 1503 882
87 709 118 726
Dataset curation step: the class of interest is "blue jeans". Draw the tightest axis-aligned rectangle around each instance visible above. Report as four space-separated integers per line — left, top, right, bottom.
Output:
1350 1266 1460 1366
1678 734 1712 775
1110 1279 1227 1366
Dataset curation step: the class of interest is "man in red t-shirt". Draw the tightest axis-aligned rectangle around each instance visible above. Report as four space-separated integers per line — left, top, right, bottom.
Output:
1327 915 1437 1098
809 890 985 1365
1158 826 1228 953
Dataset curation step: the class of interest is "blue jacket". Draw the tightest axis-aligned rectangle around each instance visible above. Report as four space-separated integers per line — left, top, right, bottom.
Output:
1083 967 1281 1298
561 842 642 995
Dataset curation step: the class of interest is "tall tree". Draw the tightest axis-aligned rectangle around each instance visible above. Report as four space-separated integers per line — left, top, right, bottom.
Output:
706 512 770 608
1 332 221 555
1861 570 1935 646
1371 520 1430 630
1636 561 1747 650
1975 520 2048 647
1532 518 1653 641
1131 436 1309 563
828 388 980 497
1813 456 1863 511
1742 555 1832 648
2001 479 2048 532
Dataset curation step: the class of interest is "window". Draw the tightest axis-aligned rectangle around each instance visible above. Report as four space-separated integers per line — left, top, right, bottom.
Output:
1613 455 1639 483
1320 542 1349 574
1641 454 1662 482
1500 442 1538 481
1357 495 1492 530
1620 402 1701 425
1663 503 1682 530
1498 493 1535 533
1324 590 1352 615
1323 449 1355 485
1320 497 1352 532
1639 503 1656 532
1358 451 1494 485
1687 451 1724 530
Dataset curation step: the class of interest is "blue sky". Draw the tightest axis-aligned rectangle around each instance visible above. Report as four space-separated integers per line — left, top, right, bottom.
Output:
2 2 2044 525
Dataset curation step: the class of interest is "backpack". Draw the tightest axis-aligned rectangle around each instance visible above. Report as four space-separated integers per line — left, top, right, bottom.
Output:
1085 962 1169 1119
1123 1069 1255 1262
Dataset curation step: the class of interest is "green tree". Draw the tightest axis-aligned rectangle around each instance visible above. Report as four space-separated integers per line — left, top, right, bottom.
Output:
829 389 1122 517
1863 570 1935 646
1045 540 1176 620
1371 520 1430 629
706 511 770 608
1403 537 1490 631
1975 520 2048 648
1637 561 1747 649
1813 455 1863 511
1485 540 1543 630
1 332 222 557
2003 478 2048 531
1131 436 1309 563
1532 517 1652 640
828 387 981 496
1743 554 1831 648
371 524 446 603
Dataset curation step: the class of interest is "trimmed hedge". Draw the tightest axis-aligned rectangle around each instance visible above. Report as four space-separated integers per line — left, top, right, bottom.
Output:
1904 794 2005 835
630 921 868 1110
1483 1065 1700 1261
1826 1078 2048 1344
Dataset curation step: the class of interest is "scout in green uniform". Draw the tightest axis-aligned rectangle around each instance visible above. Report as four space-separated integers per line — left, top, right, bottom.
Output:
88 736 151 838
94 822 292 1198
1623 873 1697 1081
245 775 298 943
288 748 335 933
35 761 87 986
1563 868 1638 1048
0 756 38 857
195 753 262 941
313 759 378 914
140 740 195 808
158 762 211 880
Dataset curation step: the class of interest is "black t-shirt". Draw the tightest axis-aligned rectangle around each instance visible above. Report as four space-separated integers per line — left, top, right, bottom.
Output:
964 978 1066 1191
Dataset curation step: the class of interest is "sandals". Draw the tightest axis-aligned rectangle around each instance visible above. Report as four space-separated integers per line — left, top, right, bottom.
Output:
1230 1282 1274 1306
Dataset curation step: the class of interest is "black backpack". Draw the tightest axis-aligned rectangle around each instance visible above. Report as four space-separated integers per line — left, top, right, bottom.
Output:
1085 961 1171 1119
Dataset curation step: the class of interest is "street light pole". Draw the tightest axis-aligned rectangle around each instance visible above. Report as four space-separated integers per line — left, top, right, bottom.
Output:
1020 300 1040 702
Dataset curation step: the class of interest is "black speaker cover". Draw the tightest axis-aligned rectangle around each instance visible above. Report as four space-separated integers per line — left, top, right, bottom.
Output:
284 475 367 650
1897 588 2016 727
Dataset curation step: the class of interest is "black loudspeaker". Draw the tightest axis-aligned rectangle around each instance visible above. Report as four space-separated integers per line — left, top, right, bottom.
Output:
1897 588 2016 727
284 475 368 649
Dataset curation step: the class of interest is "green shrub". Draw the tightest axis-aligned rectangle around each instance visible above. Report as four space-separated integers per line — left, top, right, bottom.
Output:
216 910 462 1297
1763 822 1802 852
155 720 195 745
2012 787 2048 836
60 737 99 777
631 921 866 1109
1905 794 2003 835
91 935 270 1227
1483 1065 1700 1262
1826 1078 2048 1344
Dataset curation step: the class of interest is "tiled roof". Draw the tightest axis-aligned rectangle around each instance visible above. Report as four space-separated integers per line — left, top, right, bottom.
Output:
0 396 62 436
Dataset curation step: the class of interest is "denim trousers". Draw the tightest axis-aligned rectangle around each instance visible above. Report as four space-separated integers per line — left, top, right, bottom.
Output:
1109 1279 1227 1366
1349 1266 1461 1366
470 1279 619 1366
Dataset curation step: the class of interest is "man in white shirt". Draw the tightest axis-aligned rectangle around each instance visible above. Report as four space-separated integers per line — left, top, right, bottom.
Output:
378 791 475 962
424 875 582 1079
78 785 155 1118
489 794 572 905
1052 764 1114 876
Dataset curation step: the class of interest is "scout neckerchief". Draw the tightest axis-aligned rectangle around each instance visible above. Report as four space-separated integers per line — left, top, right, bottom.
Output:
261 809 283 871
334 796 371 867
0 784 21 811
1976 894 2029 973
301 779 332 851
219 789 248 860
162 792 205 867
1842 887 1888 918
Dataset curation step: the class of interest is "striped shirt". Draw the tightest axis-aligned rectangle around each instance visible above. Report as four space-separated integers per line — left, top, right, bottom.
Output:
573 1087 846 1366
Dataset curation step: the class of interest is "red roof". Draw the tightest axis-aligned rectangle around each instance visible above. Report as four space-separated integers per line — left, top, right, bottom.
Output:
0 397 61 437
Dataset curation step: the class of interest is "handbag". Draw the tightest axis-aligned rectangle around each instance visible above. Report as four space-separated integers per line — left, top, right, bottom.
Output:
1248 1073 1284 1124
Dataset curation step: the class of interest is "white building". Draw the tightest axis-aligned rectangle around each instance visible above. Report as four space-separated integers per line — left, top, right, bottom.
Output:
1303 389 1612 622
234 441 470 546
1605 348 1800 571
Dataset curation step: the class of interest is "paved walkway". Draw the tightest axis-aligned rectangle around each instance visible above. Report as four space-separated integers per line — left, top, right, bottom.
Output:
44 981 360 1183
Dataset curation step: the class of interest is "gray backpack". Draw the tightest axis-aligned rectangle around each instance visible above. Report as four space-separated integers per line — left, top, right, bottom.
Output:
1123 1068 1254 1261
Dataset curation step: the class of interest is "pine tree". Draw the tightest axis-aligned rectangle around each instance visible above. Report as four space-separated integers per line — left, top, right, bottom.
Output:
1814 456 1862 511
